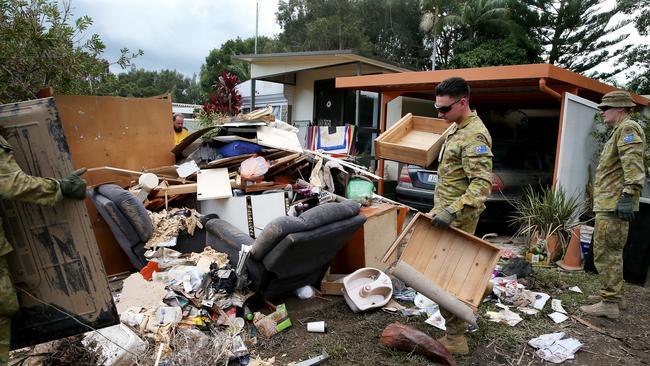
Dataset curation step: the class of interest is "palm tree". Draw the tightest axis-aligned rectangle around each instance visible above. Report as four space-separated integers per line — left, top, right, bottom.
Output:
457 0 511 41
419 0 460 70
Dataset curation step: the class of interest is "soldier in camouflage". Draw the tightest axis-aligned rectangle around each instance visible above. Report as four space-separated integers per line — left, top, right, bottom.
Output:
0 133 87 366
429 77 493 354
580 90 646 319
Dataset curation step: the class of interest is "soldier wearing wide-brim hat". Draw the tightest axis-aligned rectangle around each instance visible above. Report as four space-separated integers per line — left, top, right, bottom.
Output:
581 90 646 319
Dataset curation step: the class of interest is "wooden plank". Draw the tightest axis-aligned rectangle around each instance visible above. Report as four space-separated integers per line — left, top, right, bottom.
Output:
381 212 420 263
196 168 232 200
244 183 287 193
152 183 197 197
208 154 254 168
171 126 217 155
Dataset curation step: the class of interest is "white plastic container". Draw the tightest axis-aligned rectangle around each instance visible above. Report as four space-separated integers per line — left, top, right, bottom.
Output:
82 323 147 366
342 267 393 312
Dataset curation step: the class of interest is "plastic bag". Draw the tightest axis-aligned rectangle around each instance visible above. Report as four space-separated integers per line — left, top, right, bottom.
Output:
240 156 270 181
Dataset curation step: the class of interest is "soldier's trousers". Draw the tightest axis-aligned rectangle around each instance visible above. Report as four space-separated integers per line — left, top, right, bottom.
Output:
593 212 628 303
0 255 19 366
439 211 481 336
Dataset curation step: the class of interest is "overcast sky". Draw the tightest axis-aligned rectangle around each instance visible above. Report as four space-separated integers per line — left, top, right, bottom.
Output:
72 0 646 83
73 0 282 76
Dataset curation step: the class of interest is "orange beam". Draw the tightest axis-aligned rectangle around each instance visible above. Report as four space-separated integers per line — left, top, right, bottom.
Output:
335 63 648 106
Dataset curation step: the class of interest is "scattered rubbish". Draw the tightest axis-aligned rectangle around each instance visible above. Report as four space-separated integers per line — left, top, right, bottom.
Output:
82 324 147 366
343 267 393 312
295 285 317 300
290 350 329 366
176 160 200 178
528 332 582 363
307 321 328 333
393 288 417 302
380 322 458 366
568 286 582 293
551 299 567 314
501 257 533 278
485 308 523 326
548 312 569 323
382 299 407 313
532 292 551 310
424 310 447 331
116 273 167 313
518 307 540 315
253 304 292 338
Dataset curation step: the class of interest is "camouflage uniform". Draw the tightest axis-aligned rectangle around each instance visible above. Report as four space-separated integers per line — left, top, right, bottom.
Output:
0 135 62 365
431 112 493 336
593 117 646 303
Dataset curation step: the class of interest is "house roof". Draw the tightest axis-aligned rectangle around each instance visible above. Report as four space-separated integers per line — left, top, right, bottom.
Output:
335 63 648 106
233 49 412 82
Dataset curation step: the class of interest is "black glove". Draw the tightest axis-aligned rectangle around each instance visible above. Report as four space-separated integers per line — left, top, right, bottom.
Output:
616 193 634 222
430 207 456 229
58 168 87 199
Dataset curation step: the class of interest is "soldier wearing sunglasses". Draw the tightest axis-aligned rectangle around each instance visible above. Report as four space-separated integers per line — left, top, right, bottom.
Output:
429 77 493 355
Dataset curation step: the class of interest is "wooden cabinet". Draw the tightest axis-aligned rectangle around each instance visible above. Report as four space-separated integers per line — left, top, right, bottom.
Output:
330 203 407 274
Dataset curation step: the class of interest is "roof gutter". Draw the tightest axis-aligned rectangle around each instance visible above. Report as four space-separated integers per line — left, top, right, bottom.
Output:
539 78 562 101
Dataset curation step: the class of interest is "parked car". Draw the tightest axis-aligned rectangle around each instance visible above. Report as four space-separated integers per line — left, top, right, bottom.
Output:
395 141 554 213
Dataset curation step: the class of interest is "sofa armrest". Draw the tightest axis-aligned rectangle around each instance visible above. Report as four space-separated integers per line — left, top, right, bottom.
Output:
205 218 254 265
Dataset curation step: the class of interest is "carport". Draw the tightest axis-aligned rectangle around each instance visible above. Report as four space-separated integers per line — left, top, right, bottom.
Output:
335 63 648 197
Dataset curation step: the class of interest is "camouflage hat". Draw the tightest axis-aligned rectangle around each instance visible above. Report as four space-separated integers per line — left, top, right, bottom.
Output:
599 90 637 108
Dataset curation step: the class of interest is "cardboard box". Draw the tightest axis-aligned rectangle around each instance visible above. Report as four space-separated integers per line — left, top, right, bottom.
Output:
375 113 453 167
320 274 346 296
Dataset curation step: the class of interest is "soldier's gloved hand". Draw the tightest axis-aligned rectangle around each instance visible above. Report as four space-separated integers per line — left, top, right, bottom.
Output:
430 207 456 228
58 168 88 199
616 193 634 222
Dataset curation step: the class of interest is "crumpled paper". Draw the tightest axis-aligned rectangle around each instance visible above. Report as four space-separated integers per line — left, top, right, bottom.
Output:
528 332 582 363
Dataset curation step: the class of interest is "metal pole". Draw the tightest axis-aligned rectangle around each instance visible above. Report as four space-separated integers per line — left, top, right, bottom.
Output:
251 0 259 112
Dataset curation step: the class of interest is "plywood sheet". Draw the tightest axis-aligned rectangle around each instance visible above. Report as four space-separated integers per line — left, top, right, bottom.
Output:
199 196 249 235
56 94 176 274
197 168 232 200
398 213 500 308
256 125 303 153
0 98 118 347
250 192 286 237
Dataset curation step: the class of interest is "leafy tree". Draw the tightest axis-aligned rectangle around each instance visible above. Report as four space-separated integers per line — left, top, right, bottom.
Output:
520 0 631 79
0 0 141 103
203 72 242 116
619 0 650 94
199 36 280 95
106 68 203 104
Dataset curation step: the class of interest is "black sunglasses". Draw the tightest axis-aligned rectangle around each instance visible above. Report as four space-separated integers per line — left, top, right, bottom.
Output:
435 97 465 113
599 106 612 111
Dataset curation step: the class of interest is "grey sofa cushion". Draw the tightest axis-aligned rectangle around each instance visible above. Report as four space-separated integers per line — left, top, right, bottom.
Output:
97 184 152 242
250 200 360 261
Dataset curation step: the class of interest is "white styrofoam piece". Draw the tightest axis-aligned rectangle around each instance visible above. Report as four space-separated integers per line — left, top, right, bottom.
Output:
196 168 232 200
83 324 147 366
199 196 249 235
256 125 303 153
250 192 286 237
176 160 200 178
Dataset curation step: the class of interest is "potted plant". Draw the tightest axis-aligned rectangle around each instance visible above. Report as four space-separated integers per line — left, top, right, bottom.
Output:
510 186 585 266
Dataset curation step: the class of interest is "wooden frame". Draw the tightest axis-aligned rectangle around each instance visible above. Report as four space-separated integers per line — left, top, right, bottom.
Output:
384 212 501 308
375 113 453 167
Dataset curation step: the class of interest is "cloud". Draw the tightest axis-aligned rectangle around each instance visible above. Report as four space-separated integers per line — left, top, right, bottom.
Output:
72 0 281 76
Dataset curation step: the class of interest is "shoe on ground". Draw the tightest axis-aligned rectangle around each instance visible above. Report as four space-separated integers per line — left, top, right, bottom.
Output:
587 295 626 310
437 334 469 355
580 301 620 319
